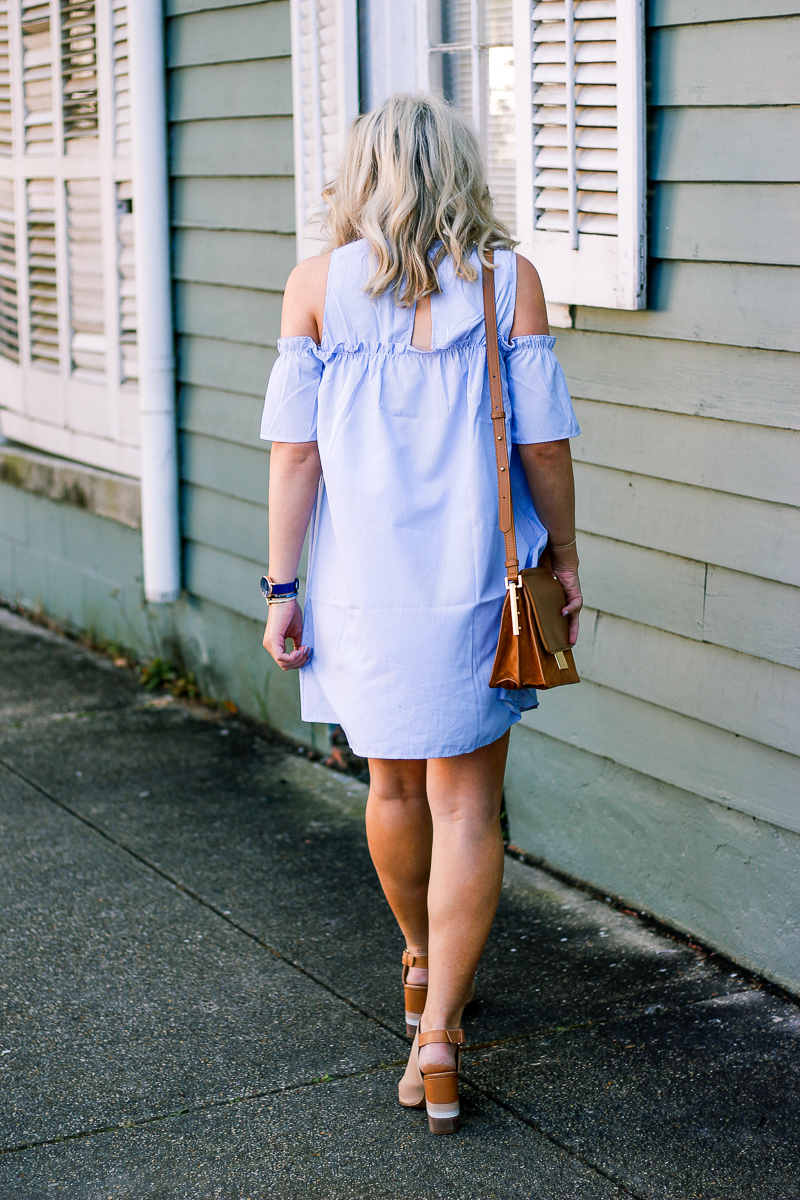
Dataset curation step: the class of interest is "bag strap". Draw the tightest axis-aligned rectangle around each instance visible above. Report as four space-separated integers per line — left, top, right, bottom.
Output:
482 250 520 584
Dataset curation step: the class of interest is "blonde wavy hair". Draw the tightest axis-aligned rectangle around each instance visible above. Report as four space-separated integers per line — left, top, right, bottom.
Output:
321 92 516 307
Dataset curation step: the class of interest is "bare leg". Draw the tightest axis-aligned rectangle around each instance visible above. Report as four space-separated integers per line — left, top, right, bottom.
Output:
418 730 509 1074
366 758 432 977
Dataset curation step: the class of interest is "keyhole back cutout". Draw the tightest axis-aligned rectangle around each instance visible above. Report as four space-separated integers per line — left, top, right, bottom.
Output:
410 293 433 351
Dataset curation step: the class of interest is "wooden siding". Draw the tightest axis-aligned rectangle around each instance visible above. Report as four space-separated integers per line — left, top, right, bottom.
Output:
167 0 291 662
561 6 800 838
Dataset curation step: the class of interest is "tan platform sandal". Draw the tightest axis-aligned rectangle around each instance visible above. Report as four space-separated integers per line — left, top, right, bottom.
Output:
402 950 427 1037
418 1028 465 1135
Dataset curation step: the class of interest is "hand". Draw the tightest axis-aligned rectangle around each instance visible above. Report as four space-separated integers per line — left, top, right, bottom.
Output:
262 600 311 670
549 546 583 646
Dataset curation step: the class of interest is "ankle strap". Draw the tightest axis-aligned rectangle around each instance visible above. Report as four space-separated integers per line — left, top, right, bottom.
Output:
402 950 428 969
418 1028 464 1047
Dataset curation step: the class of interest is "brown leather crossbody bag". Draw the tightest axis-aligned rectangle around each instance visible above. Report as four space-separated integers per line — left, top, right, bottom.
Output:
482 251 580 691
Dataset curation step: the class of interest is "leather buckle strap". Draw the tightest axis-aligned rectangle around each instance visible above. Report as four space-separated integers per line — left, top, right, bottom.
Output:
402 951 428 969
418 1029 465 1047
482 250 519 582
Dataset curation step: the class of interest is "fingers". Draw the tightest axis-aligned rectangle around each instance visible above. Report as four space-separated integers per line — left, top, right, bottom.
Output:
262 603 311 671
263 635 311 670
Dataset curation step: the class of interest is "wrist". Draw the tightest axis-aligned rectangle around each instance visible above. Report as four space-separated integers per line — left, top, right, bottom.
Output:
550 546 579 570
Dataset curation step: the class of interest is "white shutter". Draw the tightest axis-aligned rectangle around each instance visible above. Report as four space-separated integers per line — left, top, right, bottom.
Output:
0 175 19 359
290 0 359 260
26 176 59 366
514 0 645 310
111 0 129 157
66 176 104 375
0 2 12 156
21 0 55 155
60 0 99 151
0 0 141 474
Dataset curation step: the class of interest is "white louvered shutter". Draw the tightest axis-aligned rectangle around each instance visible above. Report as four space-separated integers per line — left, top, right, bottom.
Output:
0 0 140 476
21 1 55 155
66 176 104 375
514 0 645 309
0 2 12 156
116 178 136 381
111 0 129 156
290 0 359 260
60 0 99 150
0 176 19 358
26 176 59 366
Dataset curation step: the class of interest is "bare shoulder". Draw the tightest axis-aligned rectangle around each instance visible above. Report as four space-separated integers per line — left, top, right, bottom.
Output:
510 252 549 339
281 251 332 342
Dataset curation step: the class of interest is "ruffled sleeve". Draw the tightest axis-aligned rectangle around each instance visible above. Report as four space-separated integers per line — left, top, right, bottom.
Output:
502 334 580 445
260 336 323 442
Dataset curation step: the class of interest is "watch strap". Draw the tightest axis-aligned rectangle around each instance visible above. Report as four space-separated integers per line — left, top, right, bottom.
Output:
260 576 299 600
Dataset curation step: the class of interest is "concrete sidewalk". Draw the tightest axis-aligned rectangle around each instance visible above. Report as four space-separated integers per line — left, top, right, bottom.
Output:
0 607 798 1200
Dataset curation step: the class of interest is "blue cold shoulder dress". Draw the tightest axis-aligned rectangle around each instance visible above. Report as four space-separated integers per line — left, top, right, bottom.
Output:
260 240 580 759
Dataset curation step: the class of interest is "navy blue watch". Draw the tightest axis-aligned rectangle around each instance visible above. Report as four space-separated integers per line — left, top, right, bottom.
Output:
260 576 299 601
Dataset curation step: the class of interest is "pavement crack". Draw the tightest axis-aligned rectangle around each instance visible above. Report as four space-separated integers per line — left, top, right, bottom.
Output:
0 755 409 1048
459 1075 649 1198
0 1061 408 1158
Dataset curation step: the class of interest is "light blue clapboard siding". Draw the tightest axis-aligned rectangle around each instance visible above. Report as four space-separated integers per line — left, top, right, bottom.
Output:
171 176 296 234
651 183 800 266
651 17 800 106
650 107 800 182
169 58 292 121
168 2 291 66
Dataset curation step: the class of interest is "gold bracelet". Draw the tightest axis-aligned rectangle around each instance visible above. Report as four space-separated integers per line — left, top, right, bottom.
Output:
551 537 577 550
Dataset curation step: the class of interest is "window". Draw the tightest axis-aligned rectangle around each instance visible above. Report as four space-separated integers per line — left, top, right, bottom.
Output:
0 0 139 477
290 0 359 259
293 0 645 311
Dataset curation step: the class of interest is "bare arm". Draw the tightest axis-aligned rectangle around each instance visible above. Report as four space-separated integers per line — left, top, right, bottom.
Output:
517 441 582 645
510 254 583 645
262 255 329 670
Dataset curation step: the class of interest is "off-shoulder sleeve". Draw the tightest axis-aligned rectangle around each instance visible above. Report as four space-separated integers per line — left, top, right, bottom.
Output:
260 336 323 442
502 334 580 445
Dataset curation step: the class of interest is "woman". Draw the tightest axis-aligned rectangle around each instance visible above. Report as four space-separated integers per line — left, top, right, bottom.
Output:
260 93 582 1135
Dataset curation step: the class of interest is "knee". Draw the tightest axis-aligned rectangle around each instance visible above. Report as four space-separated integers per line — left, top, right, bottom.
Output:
368 782 428 806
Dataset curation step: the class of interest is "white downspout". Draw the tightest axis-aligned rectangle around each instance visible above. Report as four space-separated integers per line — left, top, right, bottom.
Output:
128 0 180 603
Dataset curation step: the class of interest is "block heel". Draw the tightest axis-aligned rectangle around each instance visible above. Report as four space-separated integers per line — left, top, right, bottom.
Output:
419 1028 464 1136
402 950 427 1038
